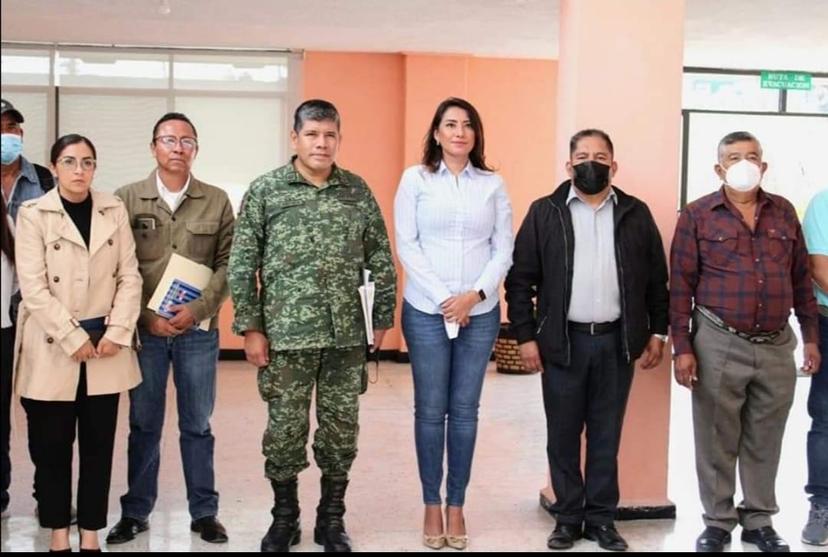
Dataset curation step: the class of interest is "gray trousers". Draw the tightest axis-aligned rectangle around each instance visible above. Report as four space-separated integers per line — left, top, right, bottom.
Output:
692 310 797 531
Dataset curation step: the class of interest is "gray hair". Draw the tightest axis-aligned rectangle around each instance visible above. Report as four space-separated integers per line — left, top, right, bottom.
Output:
293 99 340 133
717 131 762 161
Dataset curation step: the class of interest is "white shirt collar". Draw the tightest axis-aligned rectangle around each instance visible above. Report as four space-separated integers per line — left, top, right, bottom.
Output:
567 182 617 208
156 171 191 210
438 159 475 178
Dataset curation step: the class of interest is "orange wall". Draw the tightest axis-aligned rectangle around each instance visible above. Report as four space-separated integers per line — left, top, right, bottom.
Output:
403 55 470 167
467 56 558 298
219 51 558 352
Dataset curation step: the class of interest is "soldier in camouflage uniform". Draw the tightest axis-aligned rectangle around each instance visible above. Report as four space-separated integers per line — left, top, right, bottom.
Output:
228 99 396 553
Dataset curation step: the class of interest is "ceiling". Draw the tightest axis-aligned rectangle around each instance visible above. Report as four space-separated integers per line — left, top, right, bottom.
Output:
1 0 826 71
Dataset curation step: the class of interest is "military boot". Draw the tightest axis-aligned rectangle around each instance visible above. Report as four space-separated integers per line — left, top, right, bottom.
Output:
261 478 301 552
313 476 352 552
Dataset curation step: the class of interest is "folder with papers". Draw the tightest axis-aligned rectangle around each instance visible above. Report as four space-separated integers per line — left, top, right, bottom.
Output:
147 253 213 331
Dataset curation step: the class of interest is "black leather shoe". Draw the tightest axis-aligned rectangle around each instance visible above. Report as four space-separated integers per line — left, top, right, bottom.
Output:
584 524 628 552
191 516 229 544
695 526 731 552
547 523 583 550
741 526 790 553
105 517 149 544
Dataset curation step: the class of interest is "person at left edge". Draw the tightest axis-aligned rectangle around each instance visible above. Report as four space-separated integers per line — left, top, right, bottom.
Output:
106 112 235 545
1 98 55 520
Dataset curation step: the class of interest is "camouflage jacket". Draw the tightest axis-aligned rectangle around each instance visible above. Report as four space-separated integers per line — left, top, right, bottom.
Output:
228 160 397 351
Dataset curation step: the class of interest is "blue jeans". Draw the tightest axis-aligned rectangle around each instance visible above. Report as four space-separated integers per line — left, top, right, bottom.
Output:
120 328 220 521
807 313 828 506
402 301 500 507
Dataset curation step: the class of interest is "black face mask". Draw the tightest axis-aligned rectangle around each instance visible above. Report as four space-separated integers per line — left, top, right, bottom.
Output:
572 161 611 195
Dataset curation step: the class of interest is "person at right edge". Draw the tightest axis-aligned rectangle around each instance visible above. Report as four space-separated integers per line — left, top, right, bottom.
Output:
801 186 828 547
505 129 669 552
670 131 820 553
228 99 397 553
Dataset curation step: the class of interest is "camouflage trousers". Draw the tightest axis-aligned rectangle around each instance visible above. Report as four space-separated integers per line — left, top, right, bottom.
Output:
258 345 366 482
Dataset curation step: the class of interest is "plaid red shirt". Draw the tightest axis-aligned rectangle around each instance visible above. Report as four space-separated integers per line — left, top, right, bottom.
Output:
670 187 818 356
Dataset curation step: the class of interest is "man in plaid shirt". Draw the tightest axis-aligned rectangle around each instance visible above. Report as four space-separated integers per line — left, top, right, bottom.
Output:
670 131 820 553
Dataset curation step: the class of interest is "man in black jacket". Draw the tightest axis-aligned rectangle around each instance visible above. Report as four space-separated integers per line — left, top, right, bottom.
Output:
505 129 669 552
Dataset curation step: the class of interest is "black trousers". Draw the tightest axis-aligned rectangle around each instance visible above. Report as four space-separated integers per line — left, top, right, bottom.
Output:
21 366 119 530
1 326 13 512
541 328 634 526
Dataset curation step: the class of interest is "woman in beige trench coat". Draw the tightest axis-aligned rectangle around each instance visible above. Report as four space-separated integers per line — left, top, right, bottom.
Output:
13 134 142 552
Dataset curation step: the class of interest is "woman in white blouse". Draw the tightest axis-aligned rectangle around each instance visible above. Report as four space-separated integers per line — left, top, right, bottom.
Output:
394 97 513 550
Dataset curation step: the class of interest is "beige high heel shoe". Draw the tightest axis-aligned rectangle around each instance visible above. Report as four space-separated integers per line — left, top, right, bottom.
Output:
423 504 446 549
445 533 468 550
445 512 468 550
423 533 446 550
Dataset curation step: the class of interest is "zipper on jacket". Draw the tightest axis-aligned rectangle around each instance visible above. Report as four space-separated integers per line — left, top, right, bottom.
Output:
549 200 572 366
536 314 549 335
615 234 631 363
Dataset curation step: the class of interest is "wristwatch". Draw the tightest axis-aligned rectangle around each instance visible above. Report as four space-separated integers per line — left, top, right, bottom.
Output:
477 289 487 302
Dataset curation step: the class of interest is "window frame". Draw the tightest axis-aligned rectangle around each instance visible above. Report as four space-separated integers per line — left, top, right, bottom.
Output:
680 66 828 208
1 42 302 164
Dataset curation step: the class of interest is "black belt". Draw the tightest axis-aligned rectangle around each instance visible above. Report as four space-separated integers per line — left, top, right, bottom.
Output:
568 320 621 336
697 306 784 344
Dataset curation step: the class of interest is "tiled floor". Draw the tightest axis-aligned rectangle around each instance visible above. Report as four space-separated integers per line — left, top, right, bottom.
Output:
1 360 824 552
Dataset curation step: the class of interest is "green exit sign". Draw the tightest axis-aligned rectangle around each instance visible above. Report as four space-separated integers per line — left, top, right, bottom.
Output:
761 71 812 90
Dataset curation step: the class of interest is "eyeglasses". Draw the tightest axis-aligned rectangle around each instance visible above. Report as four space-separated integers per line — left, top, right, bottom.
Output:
56 156 96 172
154 135 198 151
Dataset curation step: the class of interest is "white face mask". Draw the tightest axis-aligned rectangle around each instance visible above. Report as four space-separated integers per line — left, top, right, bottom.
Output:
723 159 762 192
